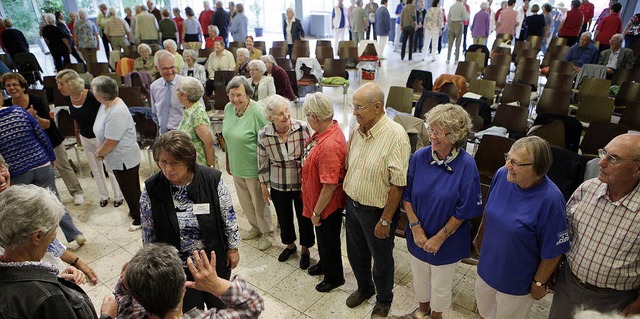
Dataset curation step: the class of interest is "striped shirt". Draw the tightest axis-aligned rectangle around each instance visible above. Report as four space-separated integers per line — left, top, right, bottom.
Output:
344 115 410 208
257 120 310 192
566 178 640 291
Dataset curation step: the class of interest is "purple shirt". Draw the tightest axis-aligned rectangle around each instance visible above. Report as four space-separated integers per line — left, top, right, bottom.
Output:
471 9 490 37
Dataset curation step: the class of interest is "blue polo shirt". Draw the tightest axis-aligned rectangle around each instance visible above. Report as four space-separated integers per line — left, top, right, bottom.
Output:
332 6 346 28
403 146 483 265
395 3 405 24
564 43 599 67
478 168 570 295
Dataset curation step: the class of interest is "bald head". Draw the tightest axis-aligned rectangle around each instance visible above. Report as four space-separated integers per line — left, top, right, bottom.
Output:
614 134 640 161
354 83 385 107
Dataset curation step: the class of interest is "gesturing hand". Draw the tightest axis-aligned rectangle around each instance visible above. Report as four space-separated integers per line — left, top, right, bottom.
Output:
186 250 220 293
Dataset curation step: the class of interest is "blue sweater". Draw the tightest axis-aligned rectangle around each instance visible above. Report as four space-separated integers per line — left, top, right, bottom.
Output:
0 106 55 177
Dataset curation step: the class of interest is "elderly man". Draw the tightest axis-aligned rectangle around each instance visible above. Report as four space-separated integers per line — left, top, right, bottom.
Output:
343 83 410 318
399 0 416 60
147 0 161 21
548 134 640 318
103 244 264 319
564 31 599 72
135 5 159 44
212 1 231 46
205 37 235 97
150 50 184 134
260 55 295 101
447 0 470 64
598 33 633 77
352 0 368 48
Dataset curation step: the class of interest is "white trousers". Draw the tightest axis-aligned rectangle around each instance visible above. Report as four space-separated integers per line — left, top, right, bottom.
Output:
424 30 439 61
377 35 388 57
80 135 123 201
475 275 534 319
334 28 346 54
233 176 273 234
410 255 459 312
394 23 402 49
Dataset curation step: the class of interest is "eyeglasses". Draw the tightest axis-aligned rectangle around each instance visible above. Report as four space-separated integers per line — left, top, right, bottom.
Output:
272 112 290 118
351 102 376 112
598 149 638 165
249 68 260 72
229 93 247 99
428 128 451 138
158 160 186 168
159 65 176 71
504 153 533 167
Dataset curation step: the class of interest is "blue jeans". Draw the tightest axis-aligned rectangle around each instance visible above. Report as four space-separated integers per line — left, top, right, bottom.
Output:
12 165 82 242
345 197 398 304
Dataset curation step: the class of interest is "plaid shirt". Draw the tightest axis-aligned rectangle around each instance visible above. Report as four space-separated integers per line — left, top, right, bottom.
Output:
257 120 310 192
566 178 640 291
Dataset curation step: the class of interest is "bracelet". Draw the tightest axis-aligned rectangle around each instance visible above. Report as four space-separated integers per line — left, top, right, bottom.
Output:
70 257 79 267
313 211 321 217
443 225 452 238
409 220 421 228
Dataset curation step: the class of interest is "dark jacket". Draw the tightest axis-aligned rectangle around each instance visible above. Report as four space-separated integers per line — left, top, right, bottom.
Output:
283 18 305 42
0 262 97 319
2 28 29 59
599 47 634 70
271 64 296 101
212 9 231 42
144 165 231 279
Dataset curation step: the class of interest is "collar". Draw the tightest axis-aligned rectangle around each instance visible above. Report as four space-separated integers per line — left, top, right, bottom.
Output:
357 114 387 138
0 260 60 278
162 75 180 87
311 120 339 144
264 119 302 136
596 179 640 211
430 147 460 173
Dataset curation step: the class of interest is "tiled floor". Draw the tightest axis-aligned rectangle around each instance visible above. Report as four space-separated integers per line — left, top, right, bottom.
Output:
40 32 555 318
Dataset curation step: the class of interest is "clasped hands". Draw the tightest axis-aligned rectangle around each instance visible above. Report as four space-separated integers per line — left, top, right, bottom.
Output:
411 227 445 254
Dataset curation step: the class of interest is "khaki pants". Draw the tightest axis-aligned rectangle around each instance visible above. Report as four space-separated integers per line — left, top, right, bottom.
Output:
473 37 487 45
447 21 463 62
233 176 273 235
109 36 130 51
184 42 202 51
53 144 83 196
80 48 98 67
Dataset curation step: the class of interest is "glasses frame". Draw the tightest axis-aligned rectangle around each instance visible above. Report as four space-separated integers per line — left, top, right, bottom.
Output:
351 101 377 112
598 149 639 165
504 153 534 167
428 128 452 138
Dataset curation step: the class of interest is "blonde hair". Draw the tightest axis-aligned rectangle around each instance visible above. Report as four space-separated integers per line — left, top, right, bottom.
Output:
425 103 473 148
303 92 334 121
55 69 85 94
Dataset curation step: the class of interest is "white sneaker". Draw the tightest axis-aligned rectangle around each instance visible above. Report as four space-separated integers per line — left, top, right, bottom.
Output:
257 235 273 251
73 194 84 206
241 228 261 240
74 234 86 246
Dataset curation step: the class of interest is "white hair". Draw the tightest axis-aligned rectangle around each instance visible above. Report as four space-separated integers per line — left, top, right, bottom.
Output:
303 92 334 121
43 13 56 25
163 39 177 51
108 7 117 16
261 94 291 121
182 49 197 60
177 76 205 102
236 48 250 59
137 43 151 55
248 59 267 74
78 9 88 19
154 49 175 66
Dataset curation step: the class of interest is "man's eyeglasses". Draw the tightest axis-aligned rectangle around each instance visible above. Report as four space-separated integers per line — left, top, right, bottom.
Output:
351 102 376 111
504 153 533 167
598 149 638 165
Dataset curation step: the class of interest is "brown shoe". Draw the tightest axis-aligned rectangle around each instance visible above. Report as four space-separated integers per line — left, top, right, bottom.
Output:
346 290 374 308
370 302 391 318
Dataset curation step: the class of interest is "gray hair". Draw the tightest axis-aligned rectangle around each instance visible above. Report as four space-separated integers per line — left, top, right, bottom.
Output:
226 76 254 96
510 136 553 177
207 25 219 36
480 2 488 9
261 94 290 121
425 103 473 149
154 49 175 67
581 31 592 39
78 9 88 19
55 69 85 95
236 48 250 59
177 76 204 103
260 55 276 65
137 43 151 55
303 92 334 121
0 185 64 250
163 39 177 51
573 310 640 319
182 49 197 60
611 33 624 42
140 5 148 11
248 59 267 74
43 13 56 25
91 75 119 101
108 7 117 16
124 244 186 317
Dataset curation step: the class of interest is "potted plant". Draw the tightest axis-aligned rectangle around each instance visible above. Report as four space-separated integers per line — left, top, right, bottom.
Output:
249 0 263 37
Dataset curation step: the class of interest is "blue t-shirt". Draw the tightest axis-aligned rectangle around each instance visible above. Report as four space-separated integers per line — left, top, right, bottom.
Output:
477 167 570 295
403 146 483 265
395 3 405 24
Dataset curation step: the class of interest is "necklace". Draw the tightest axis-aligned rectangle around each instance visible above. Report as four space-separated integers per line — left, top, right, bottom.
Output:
70 90 85 103
235 103 249 117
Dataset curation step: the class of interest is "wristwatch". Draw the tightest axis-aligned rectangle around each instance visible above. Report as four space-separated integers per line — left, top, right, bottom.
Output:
534 280 545 287
380 218 390 227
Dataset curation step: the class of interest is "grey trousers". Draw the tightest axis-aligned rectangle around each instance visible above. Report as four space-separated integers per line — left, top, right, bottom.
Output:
53 144 83 196
447 21 463 62
548 262 638 319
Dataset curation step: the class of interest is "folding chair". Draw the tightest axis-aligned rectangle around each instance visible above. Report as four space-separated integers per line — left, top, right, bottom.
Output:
579 122 628 157
455 61 479 82
474 135 515 184
132 113 159 175
492 104 529 136
574 95 615 126
321 58 349 107
386 86 414 114
468 78 496 103
619 101 640 131
536 88 572 116
483 64 509 91
499 83 532 109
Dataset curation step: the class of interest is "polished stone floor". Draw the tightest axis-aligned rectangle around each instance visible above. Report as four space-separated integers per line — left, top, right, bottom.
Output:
36 32 556 318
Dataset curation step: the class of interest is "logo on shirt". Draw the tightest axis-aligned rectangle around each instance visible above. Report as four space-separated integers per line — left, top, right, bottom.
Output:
476 193 483 206
557 230 569 245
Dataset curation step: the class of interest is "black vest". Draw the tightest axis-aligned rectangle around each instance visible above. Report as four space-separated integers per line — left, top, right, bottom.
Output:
145 165 230 277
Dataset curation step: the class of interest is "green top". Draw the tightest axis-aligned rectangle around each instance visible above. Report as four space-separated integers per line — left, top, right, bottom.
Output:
222 100 269 178
178 100 212 166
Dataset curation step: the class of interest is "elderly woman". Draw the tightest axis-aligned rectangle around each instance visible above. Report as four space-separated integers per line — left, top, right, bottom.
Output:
283 7 304 56
68 11 78 34
173 8 183 41
177 77 216 167
205 37 235 97
229 3 248 42
159 8 178 43
473 136 570 319
140 130 240 312
248 59 276 102
204 25 220 48
104 7 131 52
235 47 250 76
402 104 483 319
258 95 313 267
471 3 490 45
56 69 124 208
91 76 142 231
181 49 207 85
181 7 203 51
134 43 158 78
222 76 272 250
261 54 296 101
163 39 184 72
74 8 101 68
301 92 347 292
0 184 97 318
42 13 71 71
245 36 262 60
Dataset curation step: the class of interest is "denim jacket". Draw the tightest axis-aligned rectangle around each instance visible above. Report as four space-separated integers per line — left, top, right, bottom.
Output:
0 261 97 319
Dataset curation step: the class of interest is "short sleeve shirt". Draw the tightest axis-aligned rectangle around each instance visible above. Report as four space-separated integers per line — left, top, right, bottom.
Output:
178 100 211 166
92 98 141 170
76 19 99 48
222 100 269 178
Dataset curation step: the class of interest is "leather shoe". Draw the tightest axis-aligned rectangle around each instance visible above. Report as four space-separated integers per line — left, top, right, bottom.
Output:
315 279 345 292
114 199 124 207
346 290 375 308
278 247 296 262
299 253 310 269
100 199 109 207
308 264 324 276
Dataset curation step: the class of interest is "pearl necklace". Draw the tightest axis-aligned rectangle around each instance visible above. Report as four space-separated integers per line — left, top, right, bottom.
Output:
70 91 85 103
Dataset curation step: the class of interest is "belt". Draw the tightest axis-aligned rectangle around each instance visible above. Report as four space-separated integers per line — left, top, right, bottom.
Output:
350 199 381 211
569 270 618 293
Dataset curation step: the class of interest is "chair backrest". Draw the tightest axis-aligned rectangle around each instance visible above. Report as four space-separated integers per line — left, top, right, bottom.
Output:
317 40 332 47
512 67 540 88
14 52 43 72
286 70 299 98
103 73 123 87
213 70 234 85
42 76 57 102
492 46 512 56
526 35 543 52
337 40 356 54
500 83 532 108
489 53 511 68
64 63 85 73
214 86 229 110
56 108 76 138
576 77 611 100
386 86 414 114
614 81 640 108
536 88 572 116
272 40 287 48
338 46 358 59
544 72 574 91
323 59 346 78
579 122 628 156
27 89 49 109
119 86 145 107
416 95 441 119
541 45 570 67
254 41 267 54
362 43 378 56
468 78 496 102
513 41 532 58
132 113 158 146
199 48 215 58
611 68 634 86
483 64 509 90
493 104 529 133
548 59 574 75
515 49 538 66
515 56 540 70
269 46 288 58
464 101 487 132
465 51 486 73
406 69 433 93
293 40 309 51
124 45 140 59
229 41 245 48
575 95 615 124
548 37 568 48
455 61 479 82
619 100 640 131
315 46 334 67
529 119 566 149
275 57 293 71
474 135 515 184
89 62 111 77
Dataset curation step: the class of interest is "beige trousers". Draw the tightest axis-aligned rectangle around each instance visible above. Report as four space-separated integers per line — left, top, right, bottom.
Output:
233 176 273 234
53 144 83 196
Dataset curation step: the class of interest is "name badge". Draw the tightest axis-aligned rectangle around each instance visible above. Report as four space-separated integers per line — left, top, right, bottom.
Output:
193 203 210 215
